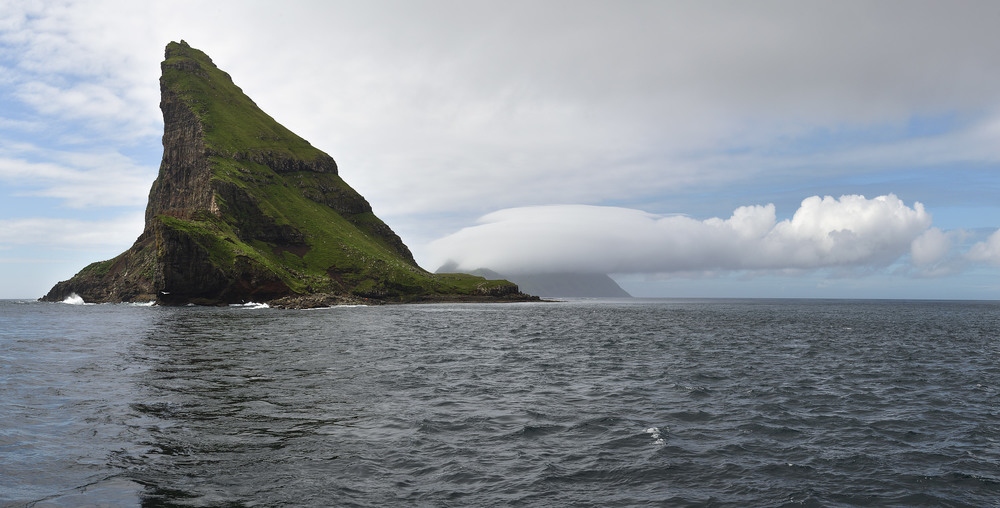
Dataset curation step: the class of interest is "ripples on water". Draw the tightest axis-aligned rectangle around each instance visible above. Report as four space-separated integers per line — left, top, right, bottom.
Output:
2 298 1000 506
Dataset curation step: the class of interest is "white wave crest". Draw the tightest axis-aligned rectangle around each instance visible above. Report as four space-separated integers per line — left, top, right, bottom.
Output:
301 304 370 310
61 293 86 305
644 426 665 445
229 302 270 309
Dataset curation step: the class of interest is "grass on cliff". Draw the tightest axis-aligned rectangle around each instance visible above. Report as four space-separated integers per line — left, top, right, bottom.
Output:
180 157 510 298
162 41 324 161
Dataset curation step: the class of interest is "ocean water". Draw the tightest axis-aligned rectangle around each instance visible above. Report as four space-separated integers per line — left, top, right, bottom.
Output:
2 298 999 507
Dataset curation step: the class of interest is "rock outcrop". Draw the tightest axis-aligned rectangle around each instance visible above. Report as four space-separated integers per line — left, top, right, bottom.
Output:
41 41 534 307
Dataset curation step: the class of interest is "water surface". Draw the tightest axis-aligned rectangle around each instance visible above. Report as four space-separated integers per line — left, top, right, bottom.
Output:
2 298 999 506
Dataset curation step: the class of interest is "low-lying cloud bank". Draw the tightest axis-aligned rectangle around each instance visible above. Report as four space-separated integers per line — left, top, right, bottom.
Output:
429 194 1000 277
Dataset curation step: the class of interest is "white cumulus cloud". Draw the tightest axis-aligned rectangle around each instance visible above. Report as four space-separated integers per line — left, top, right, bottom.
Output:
911 227 952 266
966 229 1000 266
428 194 932 275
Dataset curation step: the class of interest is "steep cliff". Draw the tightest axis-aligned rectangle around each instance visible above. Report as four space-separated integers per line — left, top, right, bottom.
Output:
41 41 531 306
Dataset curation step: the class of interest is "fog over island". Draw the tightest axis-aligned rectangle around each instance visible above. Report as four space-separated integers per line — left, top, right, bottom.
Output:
2 1 1000 299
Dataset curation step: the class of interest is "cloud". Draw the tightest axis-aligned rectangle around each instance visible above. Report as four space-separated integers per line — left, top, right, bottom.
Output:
0 212 143 250
0 146 155 208
428 194 933 275
967 230 1000 266
17 80 128 120
910 227 952 266
0 1 162 140
907 227 975 277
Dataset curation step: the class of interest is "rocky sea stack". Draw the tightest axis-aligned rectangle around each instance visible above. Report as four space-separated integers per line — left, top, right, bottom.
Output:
41 41 534 307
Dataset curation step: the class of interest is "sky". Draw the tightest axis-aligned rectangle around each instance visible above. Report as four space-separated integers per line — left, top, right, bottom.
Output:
2 0 1000 300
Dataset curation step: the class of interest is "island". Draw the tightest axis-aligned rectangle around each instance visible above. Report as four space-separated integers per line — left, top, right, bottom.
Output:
41 41 536 308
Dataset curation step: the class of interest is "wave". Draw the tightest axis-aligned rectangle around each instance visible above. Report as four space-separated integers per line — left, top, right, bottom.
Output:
301 304 369 310
58 294 155 306
229 302 270 309
60 293 88 305
644 426 666 445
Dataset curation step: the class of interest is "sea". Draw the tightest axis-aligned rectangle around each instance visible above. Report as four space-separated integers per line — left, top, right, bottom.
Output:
1 297 999 507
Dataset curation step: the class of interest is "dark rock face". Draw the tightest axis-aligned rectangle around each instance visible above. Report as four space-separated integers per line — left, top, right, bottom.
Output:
146 86 214 221
41 41 530 306
42 231 160 303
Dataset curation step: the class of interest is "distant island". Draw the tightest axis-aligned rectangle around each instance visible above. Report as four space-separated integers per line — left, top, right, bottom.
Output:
41 41 536 307
436 263 630 298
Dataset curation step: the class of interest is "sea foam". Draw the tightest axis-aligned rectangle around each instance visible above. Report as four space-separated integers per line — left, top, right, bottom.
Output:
60 293 86 305
229 302 270 309
644 427 665 445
